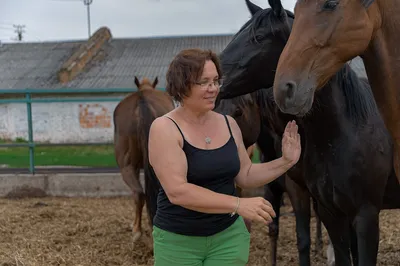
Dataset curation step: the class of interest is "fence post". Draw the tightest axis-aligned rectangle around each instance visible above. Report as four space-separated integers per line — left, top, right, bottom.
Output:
25 92 35 174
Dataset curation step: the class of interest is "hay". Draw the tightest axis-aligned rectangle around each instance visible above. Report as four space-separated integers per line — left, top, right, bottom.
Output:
0 196 399 266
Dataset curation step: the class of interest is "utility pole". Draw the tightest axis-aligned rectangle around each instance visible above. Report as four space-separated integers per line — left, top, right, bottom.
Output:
83 0 93 38
13 24 25 41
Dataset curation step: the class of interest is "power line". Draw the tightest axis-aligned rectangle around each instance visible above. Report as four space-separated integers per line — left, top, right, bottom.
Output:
13 24 26 41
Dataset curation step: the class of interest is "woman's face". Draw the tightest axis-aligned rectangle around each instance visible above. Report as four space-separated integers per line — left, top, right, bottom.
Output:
183 60 220 112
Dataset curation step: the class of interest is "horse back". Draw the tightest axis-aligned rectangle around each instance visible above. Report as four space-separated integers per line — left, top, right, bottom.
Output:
113 90 174 169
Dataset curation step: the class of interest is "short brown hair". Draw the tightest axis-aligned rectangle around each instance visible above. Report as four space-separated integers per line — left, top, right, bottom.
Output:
166 48 222 102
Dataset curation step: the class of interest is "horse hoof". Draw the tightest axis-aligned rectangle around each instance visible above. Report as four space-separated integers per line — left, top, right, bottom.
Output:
132 231 142 242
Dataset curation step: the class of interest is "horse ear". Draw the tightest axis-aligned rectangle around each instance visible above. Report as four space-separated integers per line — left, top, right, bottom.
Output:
152 77 159 88
245 0 262 16
134 76 140 89
361 0 373 8
268 0 285 17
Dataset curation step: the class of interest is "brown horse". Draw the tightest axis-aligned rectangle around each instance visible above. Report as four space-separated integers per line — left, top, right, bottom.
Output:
113 76 175 242
271 0 400 183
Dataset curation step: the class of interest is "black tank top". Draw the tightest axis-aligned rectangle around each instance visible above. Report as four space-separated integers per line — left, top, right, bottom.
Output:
151 114 241 236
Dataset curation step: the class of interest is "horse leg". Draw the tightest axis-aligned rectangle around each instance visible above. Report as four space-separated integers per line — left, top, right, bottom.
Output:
285 176 311 266
121 166 144 242
351 205 380 266
312 199 323 255
317 204 352 266
325 225 358 266
263 178 285 266
394 145 400 184
133 170 146 243
349 224 359 265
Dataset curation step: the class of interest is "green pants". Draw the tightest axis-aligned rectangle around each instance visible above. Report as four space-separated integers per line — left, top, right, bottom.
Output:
152 216 251 266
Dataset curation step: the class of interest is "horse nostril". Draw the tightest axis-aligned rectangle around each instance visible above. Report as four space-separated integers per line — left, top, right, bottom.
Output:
284 81 297 99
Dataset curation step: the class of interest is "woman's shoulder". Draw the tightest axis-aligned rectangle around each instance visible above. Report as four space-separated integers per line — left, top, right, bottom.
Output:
151 114 176 133
150 111 182 143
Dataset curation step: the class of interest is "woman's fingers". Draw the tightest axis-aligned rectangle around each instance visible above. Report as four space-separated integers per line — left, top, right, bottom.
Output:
260 202 276 218
262 198 273 208
256 209 273 224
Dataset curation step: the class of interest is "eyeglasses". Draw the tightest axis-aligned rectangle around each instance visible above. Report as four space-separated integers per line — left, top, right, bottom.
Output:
195 79 223 90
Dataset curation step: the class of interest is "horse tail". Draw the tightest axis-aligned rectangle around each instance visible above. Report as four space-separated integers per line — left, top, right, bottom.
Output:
136 91 159 226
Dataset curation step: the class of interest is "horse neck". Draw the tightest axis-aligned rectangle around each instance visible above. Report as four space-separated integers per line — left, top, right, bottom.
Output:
362 1 400 136
254 89 293 136
300 80 350 144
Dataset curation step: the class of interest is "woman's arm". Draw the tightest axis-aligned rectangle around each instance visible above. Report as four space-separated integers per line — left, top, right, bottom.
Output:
148 116 239 214
226 116 299 189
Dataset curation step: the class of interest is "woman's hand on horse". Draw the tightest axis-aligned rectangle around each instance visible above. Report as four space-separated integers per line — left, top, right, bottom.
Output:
237 197 276 225
282 120 301 165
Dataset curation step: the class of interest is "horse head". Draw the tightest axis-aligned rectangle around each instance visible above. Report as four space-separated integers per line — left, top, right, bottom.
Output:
218 0 293 100
134 76 159 91
272 0 376 116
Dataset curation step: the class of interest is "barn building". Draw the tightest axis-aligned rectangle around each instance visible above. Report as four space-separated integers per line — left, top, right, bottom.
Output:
0 27 367 143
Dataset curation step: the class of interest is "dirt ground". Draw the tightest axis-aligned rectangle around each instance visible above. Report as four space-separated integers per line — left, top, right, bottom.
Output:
0 196 399 266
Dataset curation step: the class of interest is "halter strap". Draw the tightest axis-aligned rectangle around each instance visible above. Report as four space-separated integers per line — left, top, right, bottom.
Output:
361 0 374 8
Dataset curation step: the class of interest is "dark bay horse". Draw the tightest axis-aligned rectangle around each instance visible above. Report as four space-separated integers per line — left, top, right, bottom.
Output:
217 0 400 265
113 76 175 242
214 91 323 266
270 0 400 183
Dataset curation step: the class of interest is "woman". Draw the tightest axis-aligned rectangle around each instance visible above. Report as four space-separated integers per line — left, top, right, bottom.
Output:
148 48 301 266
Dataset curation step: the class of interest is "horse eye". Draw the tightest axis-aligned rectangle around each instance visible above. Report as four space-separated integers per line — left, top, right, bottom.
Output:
322 0 338 10
233 107 243 117
255 35 264 41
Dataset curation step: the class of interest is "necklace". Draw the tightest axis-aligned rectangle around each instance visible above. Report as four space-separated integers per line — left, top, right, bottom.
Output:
181 111 212 145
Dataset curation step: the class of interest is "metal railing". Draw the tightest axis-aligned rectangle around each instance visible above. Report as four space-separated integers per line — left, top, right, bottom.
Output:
0 87 166 174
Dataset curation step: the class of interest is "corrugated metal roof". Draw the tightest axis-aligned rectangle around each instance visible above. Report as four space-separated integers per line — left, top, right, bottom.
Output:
0 34 367 90
0 35 233 90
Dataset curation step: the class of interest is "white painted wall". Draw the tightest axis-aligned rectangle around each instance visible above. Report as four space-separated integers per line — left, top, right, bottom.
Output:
0 97 180 143
0 101 117 143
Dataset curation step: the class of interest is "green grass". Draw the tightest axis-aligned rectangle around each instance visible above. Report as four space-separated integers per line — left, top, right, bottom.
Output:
251 145 261 164
0 139 261 168
0 139 117 168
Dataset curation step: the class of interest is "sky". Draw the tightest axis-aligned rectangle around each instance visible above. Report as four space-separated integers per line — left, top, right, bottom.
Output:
0 0 296 43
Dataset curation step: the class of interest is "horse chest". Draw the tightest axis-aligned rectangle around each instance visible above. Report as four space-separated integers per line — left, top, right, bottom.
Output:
302 145 358 214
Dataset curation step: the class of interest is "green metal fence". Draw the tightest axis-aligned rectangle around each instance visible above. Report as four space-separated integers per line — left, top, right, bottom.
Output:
0 87 166 174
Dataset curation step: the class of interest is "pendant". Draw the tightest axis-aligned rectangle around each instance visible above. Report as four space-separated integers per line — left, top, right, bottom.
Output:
205 137 212 144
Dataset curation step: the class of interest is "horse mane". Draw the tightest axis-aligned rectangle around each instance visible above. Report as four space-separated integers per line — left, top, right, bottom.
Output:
253 88 277 118
331 64 378 125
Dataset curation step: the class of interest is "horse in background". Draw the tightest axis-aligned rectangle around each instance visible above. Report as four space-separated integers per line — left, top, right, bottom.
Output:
217 0 400 265
113 76 175 243
214 91 323 266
